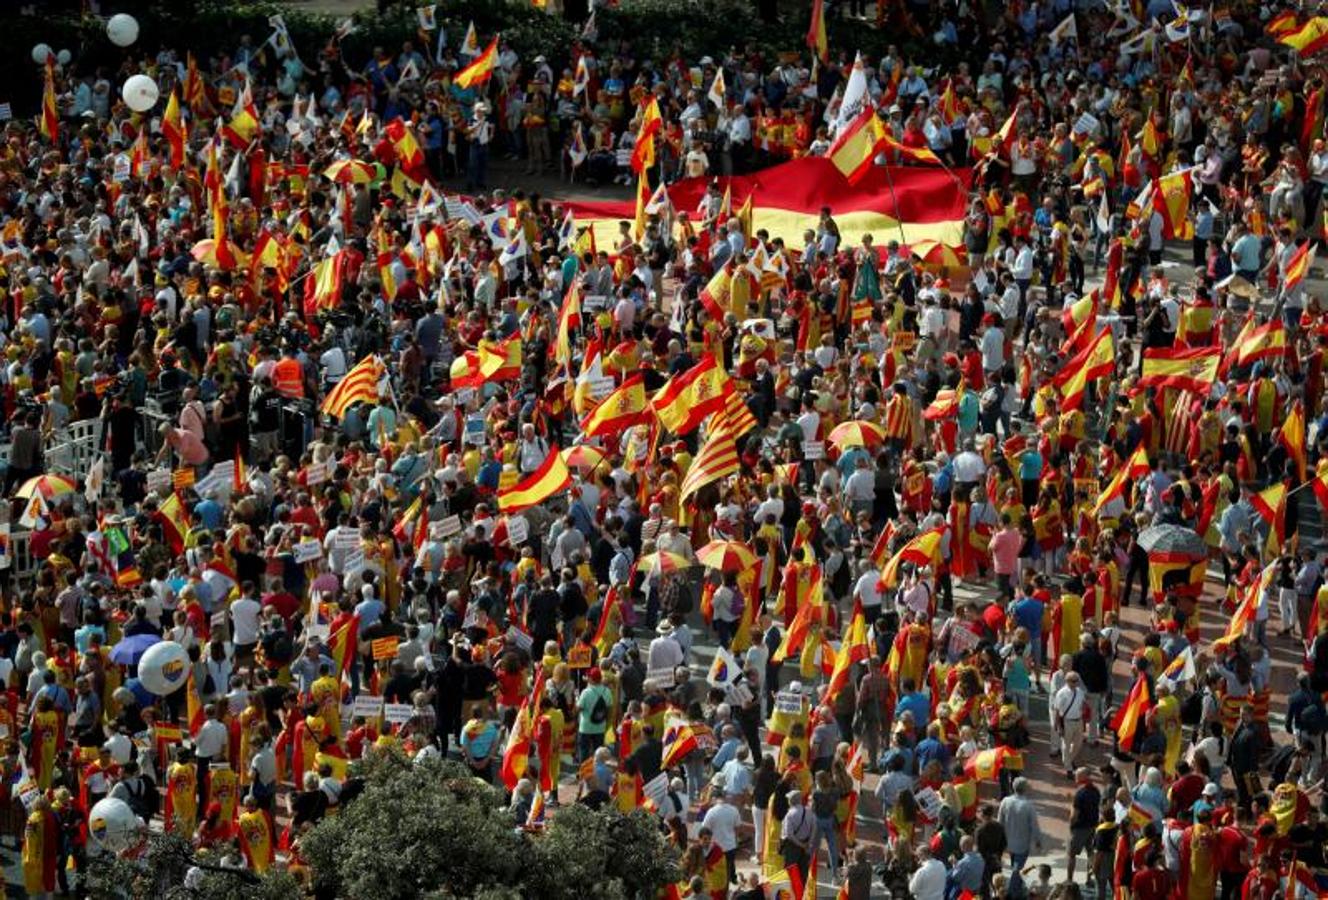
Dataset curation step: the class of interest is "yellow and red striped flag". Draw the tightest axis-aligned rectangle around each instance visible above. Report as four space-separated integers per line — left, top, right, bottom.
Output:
629 96 662 174
321 355 383 419
498 451 572 514
454 35 499 89
1284 240 1313 291
1279 16 1328 56
580 374 651 438
1280 401 1307 483
1138 346 1220 394
1053 326 1114 411
806 0 828 62
679 425 739 503
39 57 58 143
963 746 1022 781
828 107 889 185
1092 444 1151 515
162 89 185 170
1111 674 1154 750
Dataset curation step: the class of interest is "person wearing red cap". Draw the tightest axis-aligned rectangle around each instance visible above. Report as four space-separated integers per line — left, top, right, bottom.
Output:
575 666 614 764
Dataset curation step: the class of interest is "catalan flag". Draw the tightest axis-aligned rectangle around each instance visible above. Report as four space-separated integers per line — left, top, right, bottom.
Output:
580 374 651 437
183 52 210 114
1137 346 1220 394
1111 674 1154 751
828 107 889 185
1279 16 1328 56
321 355 383 419
679 425 740 503
498 451 572 514
709 388 758 440
454 35 499 89
652 355 732 435
1053 326 1115 411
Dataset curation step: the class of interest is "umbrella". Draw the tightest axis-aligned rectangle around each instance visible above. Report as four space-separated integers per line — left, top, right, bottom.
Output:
1136 524 1207 560
323 159 377 184
827 420 886 449
109 633 161 666
190 238 250 271
638 551 694 575
561 445 606 470
909 239 968 270
14 474 77 500
696 540 757 573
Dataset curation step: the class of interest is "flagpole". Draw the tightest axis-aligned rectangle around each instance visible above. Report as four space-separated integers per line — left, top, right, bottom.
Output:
881 163 909 246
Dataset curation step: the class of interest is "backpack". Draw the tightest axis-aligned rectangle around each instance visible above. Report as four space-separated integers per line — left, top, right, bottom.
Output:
589 689 609 726
1179 689 1204 726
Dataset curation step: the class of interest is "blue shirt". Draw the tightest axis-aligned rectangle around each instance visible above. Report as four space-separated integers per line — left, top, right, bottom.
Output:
1010 596 1045 636
1231 233 1261 272
193 498 223 531
914 736 951 775
1018 450 1042 481
354 598 385 636
896 691 930 725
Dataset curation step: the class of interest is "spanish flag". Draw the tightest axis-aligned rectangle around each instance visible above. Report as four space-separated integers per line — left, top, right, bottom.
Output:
1052 326 1114 411
157 493 190 556
1152 168 1193 240
162 90 185 170
773 568 824 661
1231 318 1287 369
1312 460 1328 512
698 261 734 320
1251 481 1288 554
183 52 210 114
479 335 522 381
825 606 870 703
327 614 359 676
963 746 1021 781
652 354 732 435
1280 401 1308 483
555 284 582 369
303 252 346 317
39 57 58 143
384 117 427 180
806 0 828 62
1110 674 1154 751
1284 240 1313 291
679 425 740 505
1092 444 1150 515
880 528 944 587
1279 16 1328 56
629 96 663 175
1060 290 1098 355
455 35 499 89
498 451 572 514
1137 346 1220 394
580 374 651 437
223 82 261 149
1266 9 1300 37
828 107 888 185
321 355 383 419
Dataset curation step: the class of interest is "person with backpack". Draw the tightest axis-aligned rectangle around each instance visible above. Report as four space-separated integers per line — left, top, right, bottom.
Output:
575 666 614 764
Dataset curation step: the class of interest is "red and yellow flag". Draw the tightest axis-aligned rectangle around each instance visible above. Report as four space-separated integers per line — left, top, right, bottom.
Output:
321 355 383 419
580 373 651 437
327 614 359 675
1279 16 1328 56
629 97 662 175
455 35 499 89
1251 481 1288 555
157 493 190 556
39 57 58 143
963 746 1022 781
1152 168 1193 239
880 528 944 588
679 425 740 504
825 605 870 703
828 107 889 185
1138 346 1220 394
1111 674 1154 750
1280 401 1308 483
1092 444 1151 515
806 0 828 62
161 89 185 170
651 355 732 435
1284 240 1313 291
1053 326 1115 411
1232 319 1287 369
498 451 572 514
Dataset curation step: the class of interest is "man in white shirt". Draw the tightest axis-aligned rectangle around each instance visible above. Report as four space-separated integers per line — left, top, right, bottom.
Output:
1052 671 1087 776
908 844 947 900
193 705 230 807
647 621 685 673
853 567 883 624
700 796 742 880
229 591 263 669
517 423 550 474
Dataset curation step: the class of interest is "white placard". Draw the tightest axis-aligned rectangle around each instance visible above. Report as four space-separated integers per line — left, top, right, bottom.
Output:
583 294 611 312
505 626 533 652
334 531 361 550
725 681 754 706
147 468 172 494
351 694 385 720
437 514 462 538
195 460 235 497
774 691 804 714
1072 112 1101 136
0 104 12 122
306 459 332 486
506 515 529 546
464 415 486 445
112 153 131 183
383 703 414 726
293 540 323 563
647 667 677 686
642 771 669 811
801 441 825 460
947 624 980 656
587 377 615 401
915 786 943 821
905 585 932 616
343 547 365 577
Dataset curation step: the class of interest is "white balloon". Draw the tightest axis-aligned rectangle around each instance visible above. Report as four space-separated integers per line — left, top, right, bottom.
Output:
88 797 139 853
137 640 188 695
103 733 132 765
121 74 158 113
57 49 72 67
106 13 140 48
31 44 52 65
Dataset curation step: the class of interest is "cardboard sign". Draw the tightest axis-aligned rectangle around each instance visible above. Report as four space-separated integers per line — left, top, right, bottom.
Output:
505 626 533 652
371 637 400 661
505 515 529 546
351 694 385 720
147 468 173 495
947 624 980 656
305 459 332 486
583 294 611 312
801 441 825 460
383 703 414 726
774 691 804 714
567 644 593 669
915 786 944 821
293 540 323 564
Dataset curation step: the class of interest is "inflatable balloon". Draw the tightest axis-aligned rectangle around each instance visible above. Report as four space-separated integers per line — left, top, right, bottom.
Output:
137 640 188 695
106 13 139 48
103 733 132 765
121 74 158 113
31 44 52 65
57 49 71 67
88 797 138 853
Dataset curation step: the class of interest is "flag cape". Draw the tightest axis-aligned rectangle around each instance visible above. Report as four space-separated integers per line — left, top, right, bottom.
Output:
498 451 572 514
1137 346 1220 394
660 718 700 769
963 746 1021 781
562 157 968 253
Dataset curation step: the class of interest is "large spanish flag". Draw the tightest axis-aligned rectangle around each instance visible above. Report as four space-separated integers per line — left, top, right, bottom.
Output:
1279 16 1328 55
652 355 731 435
1138 346 1220 394
454 35 499 88
580 373 651 437
498 451 572 513
1092 444 1150 515
1110 674 1154 751
1053 327 1115 411
561 156 967 252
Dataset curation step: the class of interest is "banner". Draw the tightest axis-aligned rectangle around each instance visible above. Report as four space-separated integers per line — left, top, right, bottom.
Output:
562 156 969 251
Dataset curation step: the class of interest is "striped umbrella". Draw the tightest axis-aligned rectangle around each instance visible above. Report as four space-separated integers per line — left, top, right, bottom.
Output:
827 419 886 449
14 474 77 500
638 551 694 576
561 445 606 470
696 540 757 573
323 159 377 184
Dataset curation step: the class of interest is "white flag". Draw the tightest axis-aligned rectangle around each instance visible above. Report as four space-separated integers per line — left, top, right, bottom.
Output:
707 69 726 110
498 231 527 267
1049 13 1077 45
18 492 47 529
85 456 105 503
461 21 480 56
707 647 741 687
1096 191 1112 235
832 53 868 136
417 5 437 30
1158 646 1196 690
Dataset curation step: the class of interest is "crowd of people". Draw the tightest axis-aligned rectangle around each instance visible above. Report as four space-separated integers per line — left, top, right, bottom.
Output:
5 0 1328 898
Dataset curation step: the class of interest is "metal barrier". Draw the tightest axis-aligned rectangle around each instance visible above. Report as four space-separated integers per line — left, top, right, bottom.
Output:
46 418 102 482
7 529 34 579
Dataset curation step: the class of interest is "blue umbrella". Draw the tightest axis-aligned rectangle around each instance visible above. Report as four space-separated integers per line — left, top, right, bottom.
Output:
109 633 161 666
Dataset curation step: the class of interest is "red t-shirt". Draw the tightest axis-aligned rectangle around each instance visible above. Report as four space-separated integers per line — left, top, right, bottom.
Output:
262 592 301 625
1130 868 1171 900
1215 825 1247 872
